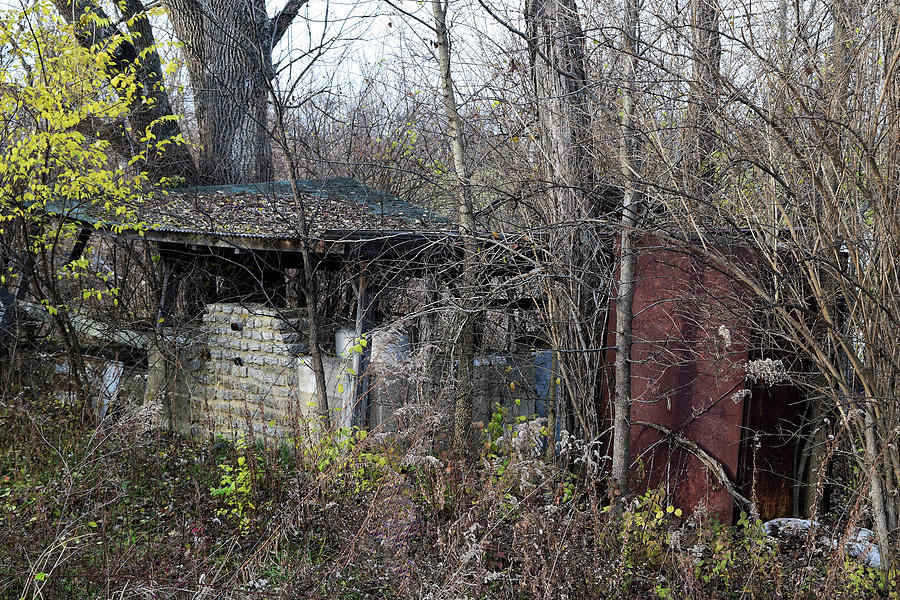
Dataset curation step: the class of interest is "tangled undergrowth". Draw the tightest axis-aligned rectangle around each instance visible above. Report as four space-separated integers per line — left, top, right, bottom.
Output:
0 392 894 599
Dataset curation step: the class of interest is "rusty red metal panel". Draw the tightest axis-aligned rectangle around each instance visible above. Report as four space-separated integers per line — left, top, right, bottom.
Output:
604 237 786 523
739 382 804 521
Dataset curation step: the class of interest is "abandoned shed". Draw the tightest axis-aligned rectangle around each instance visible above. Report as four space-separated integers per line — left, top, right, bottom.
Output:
16 178 811 523
32 178 545 440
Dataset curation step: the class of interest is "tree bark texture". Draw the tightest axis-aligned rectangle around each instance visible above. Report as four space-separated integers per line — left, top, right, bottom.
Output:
525 0 593 221
687 0 721 197
164 0 278 183
612 0 642 503
53 0 199 184
430 0 479 449
55 0 308 185
525 0 608 441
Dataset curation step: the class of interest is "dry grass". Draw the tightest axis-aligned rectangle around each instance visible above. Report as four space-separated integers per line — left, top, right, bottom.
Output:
0 382 894 599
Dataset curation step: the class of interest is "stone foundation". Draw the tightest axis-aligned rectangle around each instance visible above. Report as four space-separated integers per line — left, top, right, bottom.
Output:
187 303 349 439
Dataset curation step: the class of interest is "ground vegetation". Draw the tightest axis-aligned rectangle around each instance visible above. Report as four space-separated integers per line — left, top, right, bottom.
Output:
3 0 900 596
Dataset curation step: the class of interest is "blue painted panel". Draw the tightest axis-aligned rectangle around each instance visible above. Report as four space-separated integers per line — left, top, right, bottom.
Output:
533 350 562 447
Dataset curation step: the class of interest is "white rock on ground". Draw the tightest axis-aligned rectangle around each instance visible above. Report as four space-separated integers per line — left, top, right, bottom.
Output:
762 519 882 569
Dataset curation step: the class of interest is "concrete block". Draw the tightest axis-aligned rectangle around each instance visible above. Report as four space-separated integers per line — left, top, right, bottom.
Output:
282 333 303 345
208 401 232 415
268 384 293 400
262 354 284 367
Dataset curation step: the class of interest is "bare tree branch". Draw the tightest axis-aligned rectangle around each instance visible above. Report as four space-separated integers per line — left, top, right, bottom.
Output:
270 0 310 47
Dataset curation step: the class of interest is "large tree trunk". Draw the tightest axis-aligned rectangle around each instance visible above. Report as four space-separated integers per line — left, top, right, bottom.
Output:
525 0 592 220
687 0 721 197
164 0 276 183
53 0 199 184
525 0 607 441
56 0 308 185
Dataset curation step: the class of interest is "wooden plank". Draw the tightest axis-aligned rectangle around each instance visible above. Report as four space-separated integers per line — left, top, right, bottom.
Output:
17 301 148 349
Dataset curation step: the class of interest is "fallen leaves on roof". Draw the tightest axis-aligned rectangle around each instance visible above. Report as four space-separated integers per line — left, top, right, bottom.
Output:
142 179 450 239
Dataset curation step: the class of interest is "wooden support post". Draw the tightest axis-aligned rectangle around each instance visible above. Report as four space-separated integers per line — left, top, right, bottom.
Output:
14 222 36 302
258 251 287 308
345 272 375 429
183 254 218 319
0 288 15 350
144 249 186 431
157 253 181 328
417 273 439 404
261 265 287 307
214 251 285 307
218 253 260 303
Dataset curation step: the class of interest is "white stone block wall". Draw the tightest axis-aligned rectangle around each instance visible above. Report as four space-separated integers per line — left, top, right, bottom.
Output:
188 302 349 440
175 302 542 441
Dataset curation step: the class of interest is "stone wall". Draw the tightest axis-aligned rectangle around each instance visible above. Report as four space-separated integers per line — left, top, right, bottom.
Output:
188 303 348 439
168 303 555 442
